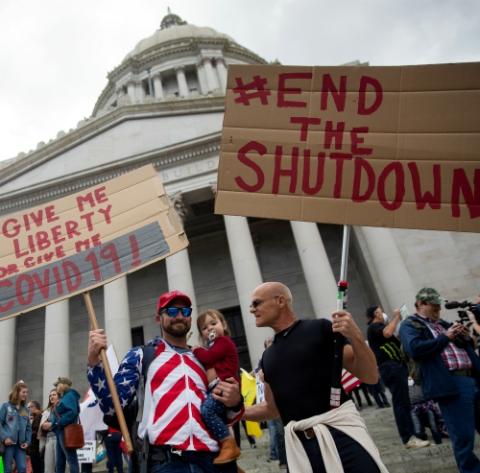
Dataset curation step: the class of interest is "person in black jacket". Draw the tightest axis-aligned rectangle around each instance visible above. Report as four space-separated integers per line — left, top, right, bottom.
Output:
366 305 429 450
27 400 43 473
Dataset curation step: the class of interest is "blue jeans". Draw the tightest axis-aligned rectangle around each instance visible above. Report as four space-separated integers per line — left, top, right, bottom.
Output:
201 393 229 441
437 376 480 473
379 361 414 443
267 418 286 465
56 429 80 473
3 444 27 473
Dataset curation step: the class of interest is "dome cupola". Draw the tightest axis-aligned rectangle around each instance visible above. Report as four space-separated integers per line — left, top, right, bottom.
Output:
92 11 267 116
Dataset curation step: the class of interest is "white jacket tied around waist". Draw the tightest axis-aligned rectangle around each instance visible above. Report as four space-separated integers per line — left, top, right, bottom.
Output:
284 400 389 473
138 341 218 452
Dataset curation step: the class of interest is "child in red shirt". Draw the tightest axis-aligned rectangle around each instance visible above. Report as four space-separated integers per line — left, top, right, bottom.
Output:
193 309 240 465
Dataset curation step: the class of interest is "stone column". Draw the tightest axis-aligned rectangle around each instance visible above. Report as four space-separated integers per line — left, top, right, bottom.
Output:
202 58 219 93
360 226 417 313
215 57 228 91
127 82 136 103
43 300 69 404
165 193 199 342
290 221 338 318
153 74 164 100
104 276 132 358
0 319 15 400
175 67 189 98
196 62 208 95
223 215 271 367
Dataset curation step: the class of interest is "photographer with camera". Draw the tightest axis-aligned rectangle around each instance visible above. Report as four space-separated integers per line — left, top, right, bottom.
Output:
467 297 480 349
400 288 480 473
445 298 480 355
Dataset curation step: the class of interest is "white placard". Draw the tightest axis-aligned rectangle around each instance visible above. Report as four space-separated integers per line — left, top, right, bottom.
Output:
77 440 96 464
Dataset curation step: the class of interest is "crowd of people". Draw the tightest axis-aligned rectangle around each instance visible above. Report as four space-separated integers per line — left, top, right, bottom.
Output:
0 377 81 473
0 378 123 473
2 285 480 473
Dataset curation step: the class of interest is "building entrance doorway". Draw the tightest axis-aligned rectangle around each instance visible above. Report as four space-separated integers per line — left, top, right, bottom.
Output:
220 305 252 372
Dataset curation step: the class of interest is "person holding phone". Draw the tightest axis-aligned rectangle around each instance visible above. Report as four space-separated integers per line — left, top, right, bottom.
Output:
400 288 480 473
366 305 429 449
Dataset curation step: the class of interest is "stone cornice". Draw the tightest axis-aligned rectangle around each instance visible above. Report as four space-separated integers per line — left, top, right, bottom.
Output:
0 132 221 216
0 96 226 187
93 37 266 113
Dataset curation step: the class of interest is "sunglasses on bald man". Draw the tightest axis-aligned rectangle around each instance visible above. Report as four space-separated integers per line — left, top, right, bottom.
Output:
162 307 192 317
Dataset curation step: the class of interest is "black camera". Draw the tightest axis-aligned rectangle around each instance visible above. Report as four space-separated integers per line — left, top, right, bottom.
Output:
445 300 474 310
445 300 480 325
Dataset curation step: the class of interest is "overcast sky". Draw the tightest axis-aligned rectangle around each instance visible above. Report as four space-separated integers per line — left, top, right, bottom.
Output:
1 0 479 162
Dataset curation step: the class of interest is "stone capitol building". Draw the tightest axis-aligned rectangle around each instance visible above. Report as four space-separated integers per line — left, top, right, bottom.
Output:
0 12 478 404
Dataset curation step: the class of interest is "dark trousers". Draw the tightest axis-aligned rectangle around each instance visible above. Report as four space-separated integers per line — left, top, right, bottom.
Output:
104 432 124 473
379 361 414 443
437 376 480 473
148 447 218 473
298 426 380 473
232 421 256 448
368 382 390 408
30 454 44 473
351 384 373 408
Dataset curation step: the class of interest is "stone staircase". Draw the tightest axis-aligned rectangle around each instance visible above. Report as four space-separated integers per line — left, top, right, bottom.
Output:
236 404 475 473
360 405 460 473
92 404 478 472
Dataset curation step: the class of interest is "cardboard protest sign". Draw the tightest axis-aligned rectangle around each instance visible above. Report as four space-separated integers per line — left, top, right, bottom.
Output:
0 165 187 320
215 63 480 232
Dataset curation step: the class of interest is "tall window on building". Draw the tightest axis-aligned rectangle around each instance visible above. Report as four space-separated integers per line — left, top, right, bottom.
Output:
220 305 251 371
162 72 179 98
186 68 199 95
131 326 145 347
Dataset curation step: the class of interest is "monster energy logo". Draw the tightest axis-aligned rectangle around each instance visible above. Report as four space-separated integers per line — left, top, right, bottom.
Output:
380 342 404 361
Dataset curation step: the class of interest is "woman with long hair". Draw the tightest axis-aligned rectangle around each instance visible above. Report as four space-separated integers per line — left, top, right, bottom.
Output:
41 377 80 473
39 389 60 473
0 380 32 473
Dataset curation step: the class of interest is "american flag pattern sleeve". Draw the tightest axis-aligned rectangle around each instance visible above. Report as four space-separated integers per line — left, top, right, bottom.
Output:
87 346 144 417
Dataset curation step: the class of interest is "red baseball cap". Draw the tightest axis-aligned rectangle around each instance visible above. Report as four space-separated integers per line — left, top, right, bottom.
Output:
156 290 192 314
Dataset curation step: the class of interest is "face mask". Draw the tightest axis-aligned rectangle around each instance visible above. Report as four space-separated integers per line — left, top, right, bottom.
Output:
382 313 389 323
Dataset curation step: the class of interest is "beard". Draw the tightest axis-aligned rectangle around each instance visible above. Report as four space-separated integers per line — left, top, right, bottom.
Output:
162 319 190 337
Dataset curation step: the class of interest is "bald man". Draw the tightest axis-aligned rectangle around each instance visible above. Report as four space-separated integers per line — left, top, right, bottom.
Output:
245 282 386 473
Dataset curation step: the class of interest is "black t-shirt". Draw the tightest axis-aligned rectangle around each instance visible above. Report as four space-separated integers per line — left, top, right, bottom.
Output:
367 322 404 366
261 318 348 424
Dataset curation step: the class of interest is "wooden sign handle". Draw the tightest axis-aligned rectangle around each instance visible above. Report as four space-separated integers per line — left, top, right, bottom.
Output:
83 292 134 454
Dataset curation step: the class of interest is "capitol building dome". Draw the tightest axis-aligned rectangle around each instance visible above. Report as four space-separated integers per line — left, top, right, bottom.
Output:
93 11 267 116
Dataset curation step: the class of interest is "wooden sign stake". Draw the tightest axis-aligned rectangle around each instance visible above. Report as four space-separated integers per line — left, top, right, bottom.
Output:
83 291 133 454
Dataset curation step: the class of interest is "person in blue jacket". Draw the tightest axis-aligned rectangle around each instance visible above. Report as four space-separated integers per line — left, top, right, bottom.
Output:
400 288 480 473
0 380 32 473
42 377 80 473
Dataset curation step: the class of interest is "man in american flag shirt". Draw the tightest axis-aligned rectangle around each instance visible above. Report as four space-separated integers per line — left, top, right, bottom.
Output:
87 290 243 473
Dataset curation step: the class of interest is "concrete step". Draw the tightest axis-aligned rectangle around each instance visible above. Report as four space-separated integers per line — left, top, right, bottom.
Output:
358 405 462 473
92 404 471 472
236 405 464 473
